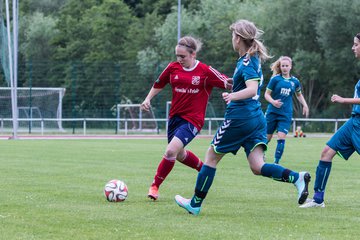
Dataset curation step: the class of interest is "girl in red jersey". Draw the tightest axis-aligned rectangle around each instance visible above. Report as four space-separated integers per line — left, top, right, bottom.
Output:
141 36 232 200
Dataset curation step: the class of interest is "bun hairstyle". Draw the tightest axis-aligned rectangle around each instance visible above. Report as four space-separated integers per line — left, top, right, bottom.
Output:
177 36 202 54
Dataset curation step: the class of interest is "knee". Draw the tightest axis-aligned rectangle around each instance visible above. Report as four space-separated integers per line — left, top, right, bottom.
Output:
249 165 262 175
204 146 222 168
164 148 178 159
205 157 218 167
176 150 186 161
320 148 327 159
320 146 335 160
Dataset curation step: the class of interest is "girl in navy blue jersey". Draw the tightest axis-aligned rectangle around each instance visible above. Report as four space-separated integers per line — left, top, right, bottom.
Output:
175 19 311 215
300 33 360 208
265 56 309 164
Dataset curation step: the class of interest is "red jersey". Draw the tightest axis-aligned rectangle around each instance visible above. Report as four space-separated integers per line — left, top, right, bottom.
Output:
153 60 228 130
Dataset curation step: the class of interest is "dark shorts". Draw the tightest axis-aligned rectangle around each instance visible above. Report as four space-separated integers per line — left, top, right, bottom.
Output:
167 116 199 146
211 114 267 157
327 116 360 160
266 112 292 135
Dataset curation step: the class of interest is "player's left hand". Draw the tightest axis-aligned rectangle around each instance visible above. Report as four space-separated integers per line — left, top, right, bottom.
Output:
272 99 283 108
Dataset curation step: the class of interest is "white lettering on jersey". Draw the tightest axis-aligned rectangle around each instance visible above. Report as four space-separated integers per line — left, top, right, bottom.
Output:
175 87 186 93
187 88 199 94
174 87 199 94
280 88 291 96
174 75 179 79
251 63 263 101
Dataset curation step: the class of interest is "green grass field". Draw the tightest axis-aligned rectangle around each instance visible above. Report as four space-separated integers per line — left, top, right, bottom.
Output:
1 137 360 239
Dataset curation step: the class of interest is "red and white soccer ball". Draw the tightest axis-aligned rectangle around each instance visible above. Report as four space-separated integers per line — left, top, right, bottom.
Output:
104 179 128 202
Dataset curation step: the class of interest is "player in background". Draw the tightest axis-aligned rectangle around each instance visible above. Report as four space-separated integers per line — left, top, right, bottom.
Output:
294 126 306 138
175 19 311 216
141 36 232 201
264 56 309 164
300 33 360 208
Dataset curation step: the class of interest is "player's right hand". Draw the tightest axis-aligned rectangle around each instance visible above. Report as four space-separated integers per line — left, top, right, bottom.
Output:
141 100 151 111
222 92 231 104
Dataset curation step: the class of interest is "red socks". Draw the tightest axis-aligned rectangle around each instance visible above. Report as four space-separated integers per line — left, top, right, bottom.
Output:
152 151 203 188
152 157 175 187
180 150 203 171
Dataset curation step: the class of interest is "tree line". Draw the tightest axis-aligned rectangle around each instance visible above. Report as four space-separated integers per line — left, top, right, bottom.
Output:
1 0 360 119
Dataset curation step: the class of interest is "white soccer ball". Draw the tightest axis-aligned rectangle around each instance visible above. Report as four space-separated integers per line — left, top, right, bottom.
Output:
104 179 128 202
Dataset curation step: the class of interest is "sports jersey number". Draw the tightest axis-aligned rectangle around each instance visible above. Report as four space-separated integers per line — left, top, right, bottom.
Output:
252 75 263 100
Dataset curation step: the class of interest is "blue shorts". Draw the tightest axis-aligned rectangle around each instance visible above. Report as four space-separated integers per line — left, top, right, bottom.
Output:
211 115 267 157
167 116 199 146
327 116 360 160
266 112 292 135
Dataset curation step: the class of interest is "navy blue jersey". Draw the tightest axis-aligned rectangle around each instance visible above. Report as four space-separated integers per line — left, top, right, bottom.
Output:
265 75 301 116
225 54 263 119
352 79 360 115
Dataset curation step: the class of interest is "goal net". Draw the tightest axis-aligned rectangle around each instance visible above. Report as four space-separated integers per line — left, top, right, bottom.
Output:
0 3 11 86
116 104 158 133
0 87 66 132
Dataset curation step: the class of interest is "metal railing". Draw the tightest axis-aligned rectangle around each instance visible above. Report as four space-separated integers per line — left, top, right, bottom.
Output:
0 117 350 136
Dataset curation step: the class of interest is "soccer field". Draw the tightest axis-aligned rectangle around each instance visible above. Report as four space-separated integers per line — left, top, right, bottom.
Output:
0 137 360 239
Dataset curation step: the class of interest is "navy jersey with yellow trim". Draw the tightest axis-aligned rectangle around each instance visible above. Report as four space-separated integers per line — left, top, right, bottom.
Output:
265 75 301 116
352 79 360 115
225 54 263 119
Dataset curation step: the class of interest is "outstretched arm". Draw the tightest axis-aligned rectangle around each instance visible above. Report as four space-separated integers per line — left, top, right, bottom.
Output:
331 94 360 104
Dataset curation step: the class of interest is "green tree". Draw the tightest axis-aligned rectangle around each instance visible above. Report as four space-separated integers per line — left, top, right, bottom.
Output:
127 0 201 18
82 0 136 62
52 0 97 61
14 0 360 119
19 12 60 87
20 0 67 16
314 0 360 96
20 12 58 61
50 0 139 117
136 0 264 116
256 0 325 117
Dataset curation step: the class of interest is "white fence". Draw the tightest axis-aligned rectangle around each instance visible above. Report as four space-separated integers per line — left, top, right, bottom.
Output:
291 118 348 135
0 117 349 136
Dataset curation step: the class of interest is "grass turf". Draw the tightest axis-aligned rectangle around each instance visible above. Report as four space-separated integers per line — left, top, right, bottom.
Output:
0 137 360 239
